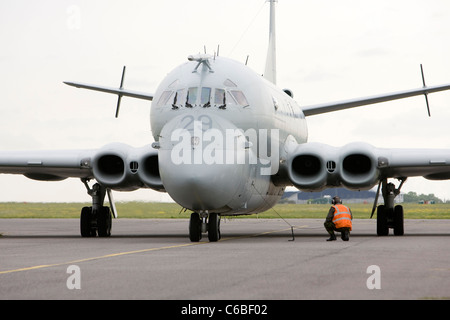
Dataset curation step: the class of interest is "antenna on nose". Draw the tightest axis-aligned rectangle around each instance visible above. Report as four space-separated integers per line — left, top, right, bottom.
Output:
188 54 214 73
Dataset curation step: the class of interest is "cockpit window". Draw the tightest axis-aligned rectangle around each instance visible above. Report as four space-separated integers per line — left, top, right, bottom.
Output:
187 88 197 104
272 96 279 111
175 89 186 106
214 89 225 105
161 86 249 109
201 87 211 105
230 90 249 107
223 79 237 87
167 79 179 88
157 90 174 106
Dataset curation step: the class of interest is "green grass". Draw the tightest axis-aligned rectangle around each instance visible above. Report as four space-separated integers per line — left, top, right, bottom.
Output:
251 203 450 219
0 202 185 219
0 202 450 219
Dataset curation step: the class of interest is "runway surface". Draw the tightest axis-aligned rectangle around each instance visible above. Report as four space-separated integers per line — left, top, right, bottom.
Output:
1 218 450 300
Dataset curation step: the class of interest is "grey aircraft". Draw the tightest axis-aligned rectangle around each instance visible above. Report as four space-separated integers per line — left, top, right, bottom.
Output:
2 0 450 241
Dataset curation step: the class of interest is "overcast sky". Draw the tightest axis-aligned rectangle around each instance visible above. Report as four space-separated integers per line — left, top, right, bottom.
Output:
1 0 450 203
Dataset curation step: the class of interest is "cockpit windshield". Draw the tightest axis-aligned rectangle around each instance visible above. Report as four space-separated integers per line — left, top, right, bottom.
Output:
157 83 249 109
187 87 197 106
157 90 174 106
229 90 249 107
201 87 211 105
214 89 225 105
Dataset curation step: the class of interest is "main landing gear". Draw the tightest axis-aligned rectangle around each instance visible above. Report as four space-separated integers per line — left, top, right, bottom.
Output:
80 179 112 237
371 178 406 236
189 212 221 242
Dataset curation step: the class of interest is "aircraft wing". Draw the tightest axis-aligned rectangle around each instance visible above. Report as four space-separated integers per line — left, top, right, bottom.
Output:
63 81 154 101
302 83 450 116
0 143 164 191
284 141 450 192
371 146 450 181
64 66 154 118
0 149 95 182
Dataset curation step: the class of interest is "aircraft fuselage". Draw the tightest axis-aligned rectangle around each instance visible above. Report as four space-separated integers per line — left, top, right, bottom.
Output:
150 56 307 215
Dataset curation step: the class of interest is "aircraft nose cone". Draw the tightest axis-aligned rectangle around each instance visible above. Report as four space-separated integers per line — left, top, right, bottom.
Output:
160 162 244 210
158 112 251 211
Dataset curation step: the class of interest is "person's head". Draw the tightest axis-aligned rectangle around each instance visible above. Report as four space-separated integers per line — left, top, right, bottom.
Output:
332 196 342 205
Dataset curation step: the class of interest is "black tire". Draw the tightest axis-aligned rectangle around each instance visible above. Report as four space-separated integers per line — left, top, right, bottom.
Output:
98 206 112 237
393 205 404 236
208 213 221 242
189 212 202 242
80 206 95 237
376 205 389 236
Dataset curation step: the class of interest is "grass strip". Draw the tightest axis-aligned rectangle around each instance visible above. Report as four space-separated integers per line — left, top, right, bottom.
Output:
0 202 449 219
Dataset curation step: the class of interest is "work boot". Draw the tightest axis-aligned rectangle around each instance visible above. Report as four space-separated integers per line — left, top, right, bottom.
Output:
326 234 337 241
341 230 349 241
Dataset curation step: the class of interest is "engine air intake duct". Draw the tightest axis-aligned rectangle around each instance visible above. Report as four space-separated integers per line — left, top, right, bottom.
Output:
92 143 164 192
340 143 379 189
287 143 332 191
287 142 380 191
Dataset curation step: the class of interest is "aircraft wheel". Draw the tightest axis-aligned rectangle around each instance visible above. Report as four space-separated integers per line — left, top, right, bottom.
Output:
376 205 389 236
98 206 112 237
208 213 221 242
80 206 96 237
189 212 202 242
393 205 404 236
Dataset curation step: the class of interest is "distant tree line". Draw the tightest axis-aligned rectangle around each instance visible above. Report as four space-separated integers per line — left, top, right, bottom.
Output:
402 192 443 204
281 189 446 204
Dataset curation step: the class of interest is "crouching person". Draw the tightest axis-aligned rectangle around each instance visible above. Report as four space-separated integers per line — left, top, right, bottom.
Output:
324 196 352 241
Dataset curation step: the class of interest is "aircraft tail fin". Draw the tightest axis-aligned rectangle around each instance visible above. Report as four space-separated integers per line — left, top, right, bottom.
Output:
264 0 277 85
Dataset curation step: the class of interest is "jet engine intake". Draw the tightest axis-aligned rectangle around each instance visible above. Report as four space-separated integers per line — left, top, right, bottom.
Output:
137 153 165 191
287 142 380 191
340 143 379 189
287 143 332 191
92 143 163 191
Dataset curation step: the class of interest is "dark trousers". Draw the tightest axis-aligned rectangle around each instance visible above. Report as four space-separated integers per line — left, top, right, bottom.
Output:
324 221 350 236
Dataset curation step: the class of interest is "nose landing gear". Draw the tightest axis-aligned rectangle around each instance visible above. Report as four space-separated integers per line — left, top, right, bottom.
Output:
189 212 221 242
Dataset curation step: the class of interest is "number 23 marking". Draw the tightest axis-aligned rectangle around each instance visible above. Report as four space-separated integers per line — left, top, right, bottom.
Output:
181 115 213 132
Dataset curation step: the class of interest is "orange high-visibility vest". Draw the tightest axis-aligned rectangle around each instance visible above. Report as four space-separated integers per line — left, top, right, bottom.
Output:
332 204 352 230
